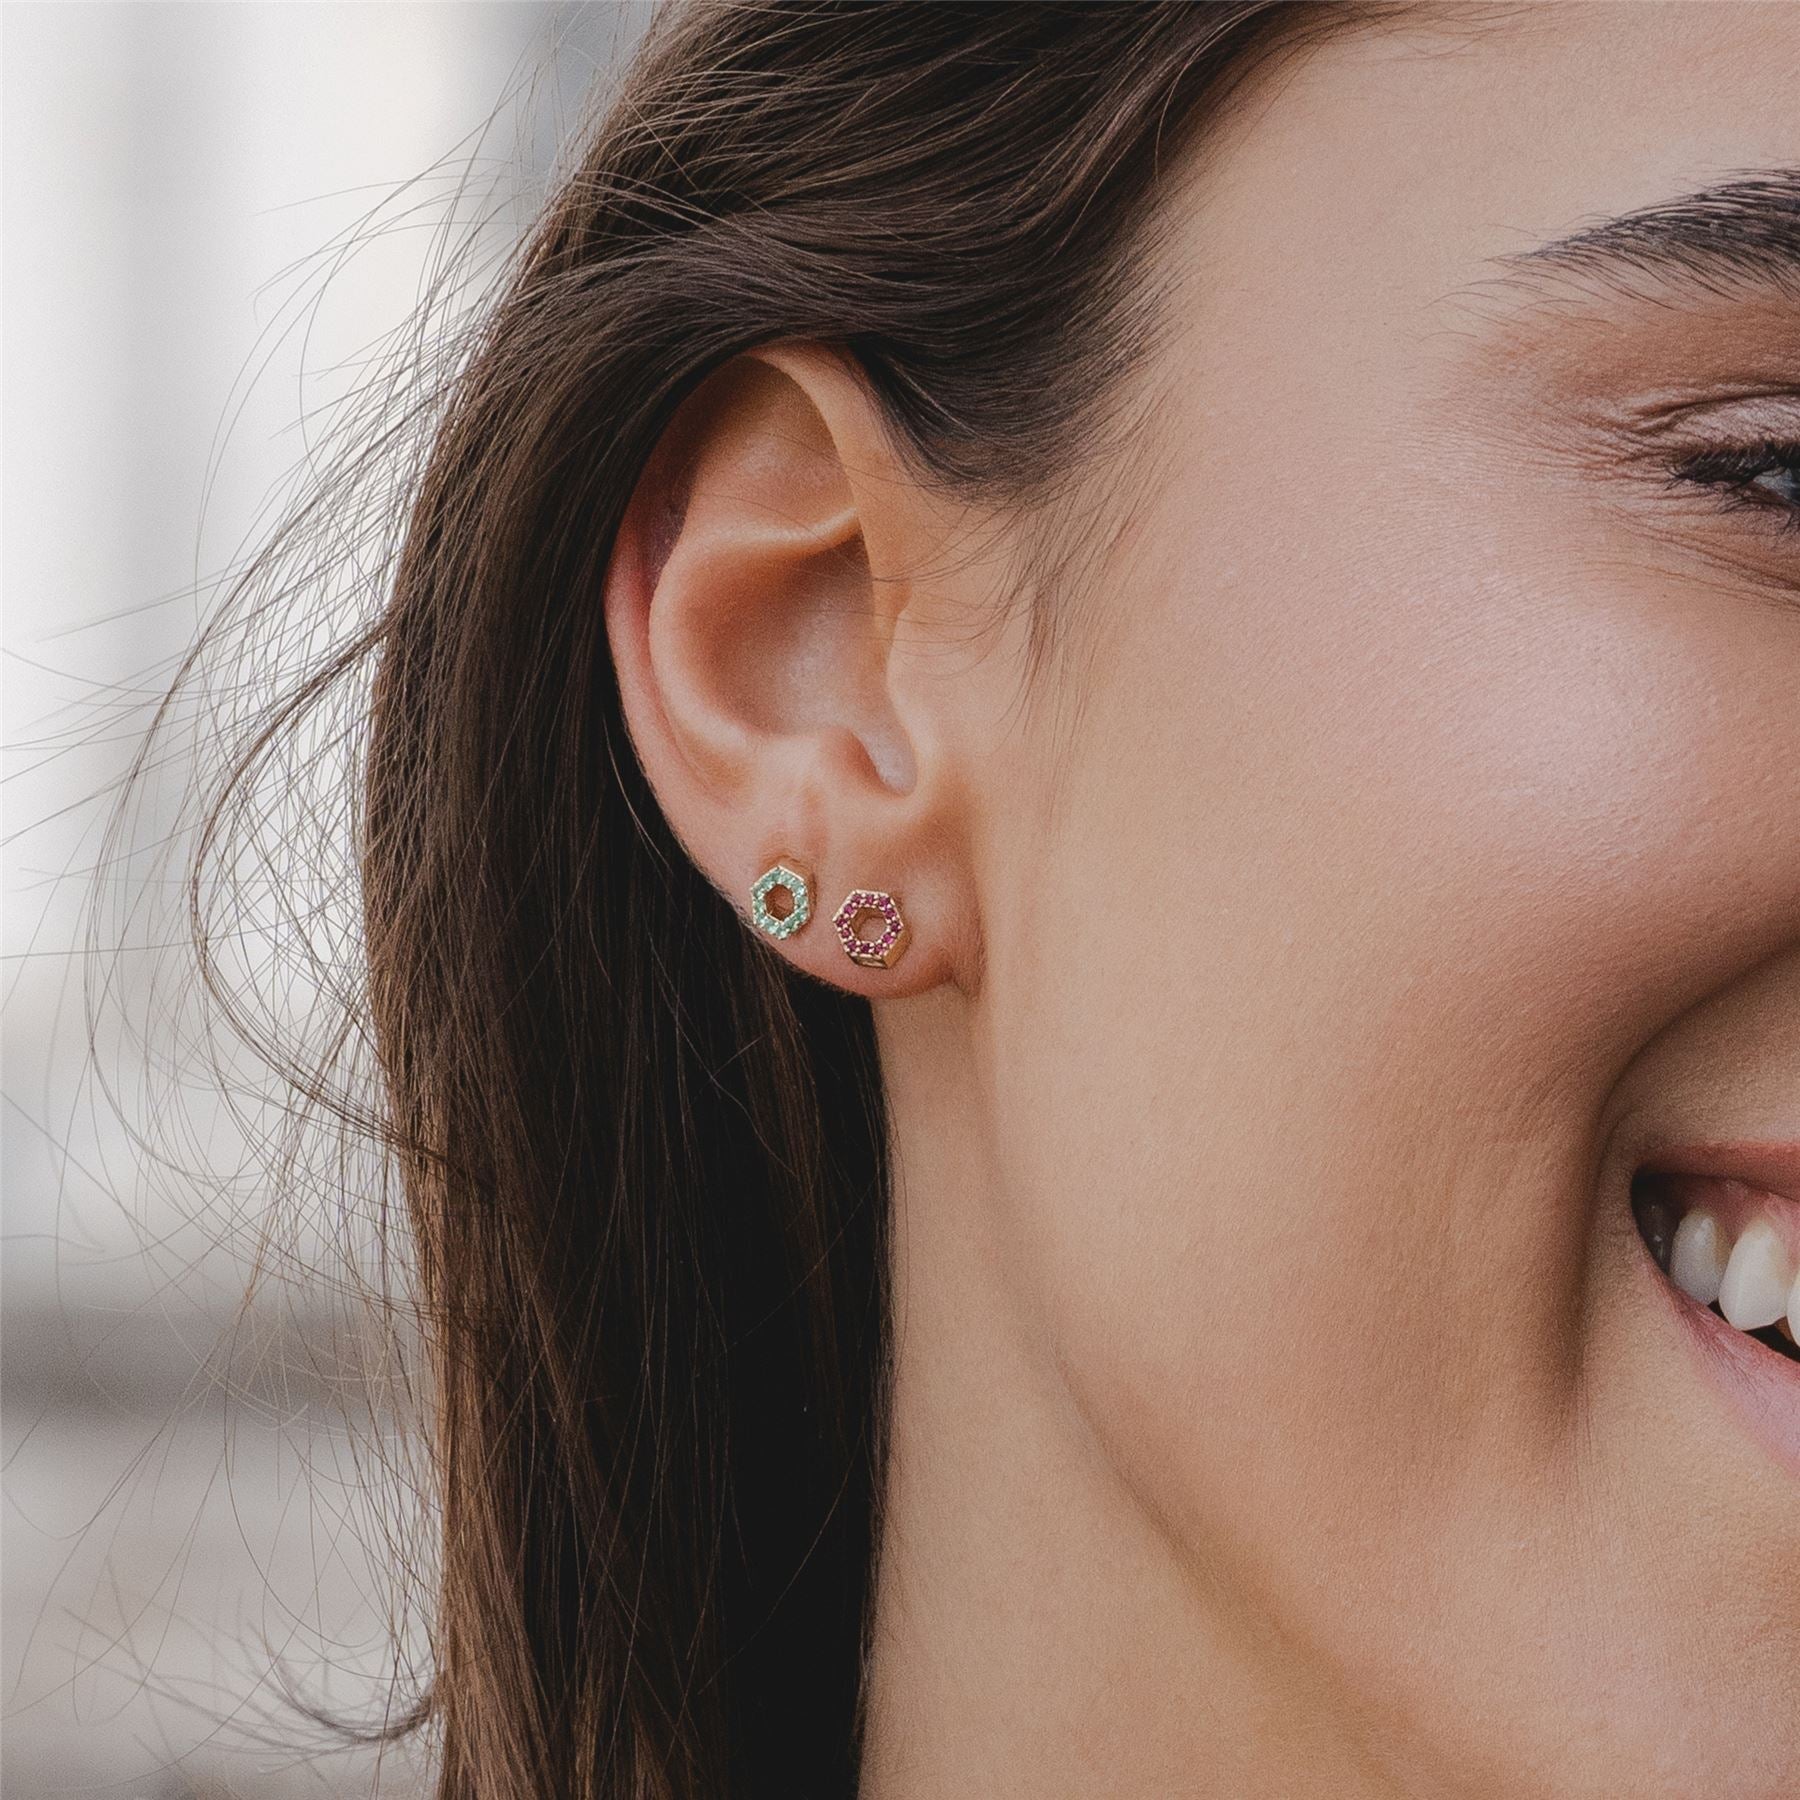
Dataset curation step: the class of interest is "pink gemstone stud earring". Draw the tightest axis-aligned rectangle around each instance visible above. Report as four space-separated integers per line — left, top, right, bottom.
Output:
831 888 910 970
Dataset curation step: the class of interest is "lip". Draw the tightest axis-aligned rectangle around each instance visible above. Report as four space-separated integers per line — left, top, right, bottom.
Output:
1634 1139 1800 1481
1637 1138 1800 1205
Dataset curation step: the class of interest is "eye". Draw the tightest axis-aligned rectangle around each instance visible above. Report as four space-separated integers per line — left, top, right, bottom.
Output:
1671 440 1800 532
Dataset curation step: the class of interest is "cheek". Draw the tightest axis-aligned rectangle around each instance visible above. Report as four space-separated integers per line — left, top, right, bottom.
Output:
979 496 1800 1631
1114 531 1800 1070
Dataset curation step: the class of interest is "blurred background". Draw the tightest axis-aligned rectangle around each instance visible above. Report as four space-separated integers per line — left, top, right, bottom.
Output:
3 7 642 1792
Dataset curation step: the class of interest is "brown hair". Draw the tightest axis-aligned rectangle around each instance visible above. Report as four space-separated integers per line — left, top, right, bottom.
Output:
193 4 1363 1795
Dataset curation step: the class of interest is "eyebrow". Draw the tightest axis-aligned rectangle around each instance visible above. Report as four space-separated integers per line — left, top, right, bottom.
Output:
1501 169 1800 304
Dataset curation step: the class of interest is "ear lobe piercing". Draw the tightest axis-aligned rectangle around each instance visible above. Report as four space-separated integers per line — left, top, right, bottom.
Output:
749 861 911 972
832 888 910 970
749 858 813 940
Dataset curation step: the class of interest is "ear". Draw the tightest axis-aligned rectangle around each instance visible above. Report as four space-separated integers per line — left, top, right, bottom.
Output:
604 343 983 997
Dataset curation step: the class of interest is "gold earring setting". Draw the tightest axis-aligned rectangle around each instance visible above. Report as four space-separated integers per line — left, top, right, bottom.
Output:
749 858 813 941
749 859 911 972
832 888 910 970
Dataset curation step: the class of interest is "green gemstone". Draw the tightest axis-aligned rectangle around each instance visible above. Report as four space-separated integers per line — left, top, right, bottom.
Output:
750 864 810 940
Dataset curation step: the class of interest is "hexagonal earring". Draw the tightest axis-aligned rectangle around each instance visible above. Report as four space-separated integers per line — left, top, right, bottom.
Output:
831 887 910 970
749 857 813 941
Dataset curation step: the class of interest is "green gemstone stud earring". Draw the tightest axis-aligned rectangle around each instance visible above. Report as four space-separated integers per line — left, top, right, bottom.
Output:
749 857 814 942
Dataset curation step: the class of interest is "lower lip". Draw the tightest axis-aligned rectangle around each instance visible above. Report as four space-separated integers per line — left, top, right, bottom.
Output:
1639 1231 1800 1480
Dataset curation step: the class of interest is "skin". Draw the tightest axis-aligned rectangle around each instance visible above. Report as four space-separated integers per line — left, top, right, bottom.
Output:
606 7 1800 1796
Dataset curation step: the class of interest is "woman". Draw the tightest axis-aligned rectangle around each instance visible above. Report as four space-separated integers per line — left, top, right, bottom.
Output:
209 2 1800 1794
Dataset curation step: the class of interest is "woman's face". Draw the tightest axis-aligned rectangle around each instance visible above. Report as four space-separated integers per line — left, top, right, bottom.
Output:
962 7 1800 1793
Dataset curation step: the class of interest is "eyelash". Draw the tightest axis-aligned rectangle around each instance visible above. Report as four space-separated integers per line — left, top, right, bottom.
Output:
1670 439 1800 535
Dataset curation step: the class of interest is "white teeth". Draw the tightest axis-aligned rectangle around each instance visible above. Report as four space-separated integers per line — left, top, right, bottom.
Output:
1669 1208 1731 1307
1662 1200 1800 1346
1717 1218 1795 1332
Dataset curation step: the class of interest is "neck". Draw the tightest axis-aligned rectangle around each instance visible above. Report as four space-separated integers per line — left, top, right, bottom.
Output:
856 989 1394 1799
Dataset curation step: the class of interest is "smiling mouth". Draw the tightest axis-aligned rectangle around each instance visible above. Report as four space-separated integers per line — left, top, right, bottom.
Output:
1633 1164 1800 1367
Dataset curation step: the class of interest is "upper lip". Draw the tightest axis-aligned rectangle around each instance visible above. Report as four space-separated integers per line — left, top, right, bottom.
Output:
1636 1139 1800 1206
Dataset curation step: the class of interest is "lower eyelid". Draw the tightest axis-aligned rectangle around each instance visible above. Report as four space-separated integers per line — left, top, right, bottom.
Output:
1671 484 1800 541
1666 447 1800 533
